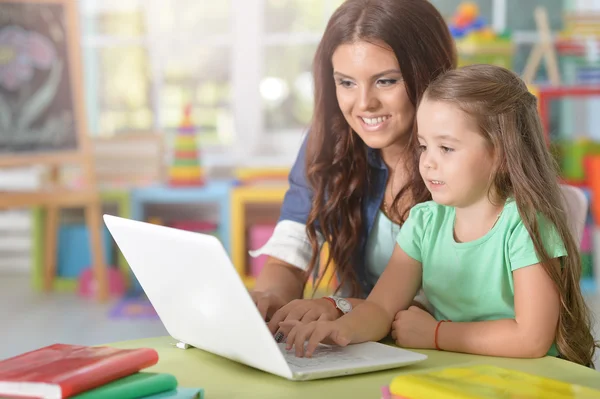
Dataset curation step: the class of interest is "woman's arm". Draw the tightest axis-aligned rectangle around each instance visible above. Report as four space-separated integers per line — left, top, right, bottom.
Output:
437 260 560 358
250 136 317 319
336 244 423 343
254 257 307 303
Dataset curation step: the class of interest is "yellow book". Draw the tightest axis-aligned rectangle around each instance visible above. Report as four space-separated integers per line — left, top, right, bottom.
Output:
389 365 600 399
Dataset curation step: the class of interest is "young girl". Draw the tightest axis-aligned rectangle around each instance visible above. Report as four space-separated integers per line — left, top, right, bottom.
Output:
282 64 598 367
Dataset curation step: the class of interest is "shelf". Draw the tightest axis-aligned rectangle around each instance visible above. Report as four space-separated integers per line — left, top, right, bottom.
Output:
232 184 337 296
231 184 288 281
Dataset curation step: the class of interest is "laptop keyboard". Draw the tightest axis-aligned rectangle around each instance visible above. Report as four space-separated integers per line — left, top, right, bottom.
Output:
278 343 366 369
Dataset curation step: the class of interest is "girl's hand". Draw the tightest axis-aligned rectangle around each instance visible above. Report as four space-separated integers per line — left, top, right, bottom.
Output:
279 320 352 358
267 298 341 335
391 306 438 349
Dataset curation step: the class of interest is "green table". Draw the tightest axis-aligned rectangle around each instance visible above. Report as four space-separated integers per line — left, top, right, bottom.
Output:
107 336 600 399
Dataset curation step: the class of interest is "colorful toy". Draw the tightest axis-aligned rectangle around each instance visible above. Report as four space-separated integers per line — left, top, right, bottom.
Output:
77 267 126 299
579 186 596 293
449 2 513 70
587 155 600 226
168 104 204 186
556 138 600 183
448 2 486 39
108 296 159 319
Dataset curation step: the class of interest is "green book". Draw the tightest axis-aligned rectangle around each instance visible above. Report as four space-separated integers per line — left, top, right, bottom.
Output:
72 372 178 399
143 387 204 399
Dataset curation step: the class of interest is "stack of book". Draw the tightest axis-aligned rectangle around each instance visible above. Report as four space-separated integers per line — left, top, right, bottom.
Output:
380 364 600 398
0 344 203 399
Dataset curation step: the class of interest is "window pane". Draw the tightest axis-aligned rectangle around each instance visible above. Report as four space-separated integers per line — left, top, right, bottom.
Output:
265 0 329 33
80 1 145 36
85 46 152 135
263 45 316 132
162 47 232 146
151 0 231 37
329 0 345 10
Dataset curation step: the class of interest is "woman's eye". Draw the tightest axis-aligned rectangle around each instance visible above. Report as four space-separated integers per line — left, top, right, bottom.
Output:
418 145 426 152
377 79 397 87
441 146 454 153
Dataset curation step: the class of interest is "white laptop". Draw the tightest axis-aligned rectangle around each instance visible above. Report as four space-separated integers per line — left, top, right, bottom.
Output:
103 214 427 381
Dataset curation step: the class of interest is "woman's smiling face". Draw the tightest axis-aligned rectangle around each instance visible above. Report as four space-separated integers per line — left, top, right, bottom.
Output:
332 40 415 150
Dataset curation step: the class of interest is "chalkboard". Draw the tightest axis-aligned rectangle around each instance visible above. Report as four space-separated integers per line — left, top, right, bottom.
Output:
0 0 81 155
0 1 107 301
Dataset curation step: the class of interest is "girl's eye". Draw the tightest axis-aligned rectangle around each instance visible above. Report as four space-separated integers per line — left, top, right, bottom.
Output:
441 146 454 153
377 79 397 87
418 145 426 153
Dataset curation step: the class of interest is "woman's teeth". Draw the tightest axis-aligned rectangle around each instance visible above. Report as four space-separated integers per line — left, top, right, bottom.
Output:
361 116 389 125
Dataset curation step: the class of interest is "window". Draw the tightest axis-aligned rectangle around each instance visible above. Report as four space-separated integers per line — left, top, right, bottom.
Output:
80 0 570 166
81 1 151 136
81 0 233 150
148 1 233 147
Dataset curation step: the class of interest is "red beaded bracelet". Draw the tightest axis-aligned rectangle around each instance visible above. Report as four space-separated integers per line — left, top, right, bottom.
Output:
434 320 450 351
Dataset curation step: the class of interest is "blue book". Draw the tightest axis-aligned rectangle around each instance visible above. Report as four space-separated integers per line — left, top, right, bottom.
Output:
143 387 204 399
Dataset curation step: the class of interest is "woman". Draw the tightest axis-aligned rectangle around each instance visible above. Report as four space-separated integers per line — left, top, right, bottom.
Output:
249 0 456 336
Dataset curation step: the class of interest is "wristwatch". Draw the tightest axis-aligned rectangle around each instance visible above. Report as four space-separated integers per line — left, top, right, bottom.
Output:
323 296 352 315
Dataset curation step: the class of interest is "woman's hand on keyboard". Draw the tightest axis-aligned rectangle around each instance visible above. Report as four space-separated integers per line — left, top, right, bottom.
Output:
280 319 352 358
268 298 340 335
250 291 287 322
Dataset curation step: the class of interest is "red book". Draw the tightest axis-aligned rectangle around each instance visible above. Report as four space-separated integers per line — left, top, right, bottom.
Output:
0 344 159 399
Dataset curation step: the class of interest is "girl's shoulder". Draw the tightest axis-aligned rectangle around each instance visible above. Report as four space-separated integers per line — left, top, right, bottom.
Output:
499 198 523 225
408 201 452 220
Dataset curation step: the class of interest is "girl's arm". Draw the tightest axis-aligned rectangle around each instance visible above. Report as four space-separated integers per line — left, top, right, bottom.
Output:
437 260 560 358
336 244 423 343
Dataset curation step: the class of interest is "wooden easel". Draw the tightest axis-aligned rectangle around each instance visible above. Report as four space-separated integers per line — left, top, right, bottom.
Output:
522 6 562 86
0 0 108 300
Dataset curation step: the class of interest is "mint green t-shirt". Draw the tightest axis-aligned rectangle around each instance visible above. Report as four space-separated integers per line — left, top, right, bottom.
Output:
396 199 567 357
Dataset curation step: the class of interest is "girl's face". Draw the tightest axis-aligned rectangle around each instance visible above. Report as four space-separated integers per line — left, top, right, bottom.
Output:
416 98 496 208
332 40 415 151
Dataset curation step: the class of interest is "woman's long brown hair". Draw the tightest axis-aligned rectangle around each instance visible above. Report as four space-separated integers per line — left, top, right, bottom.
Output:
424 64 598 367
304 0 456 297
